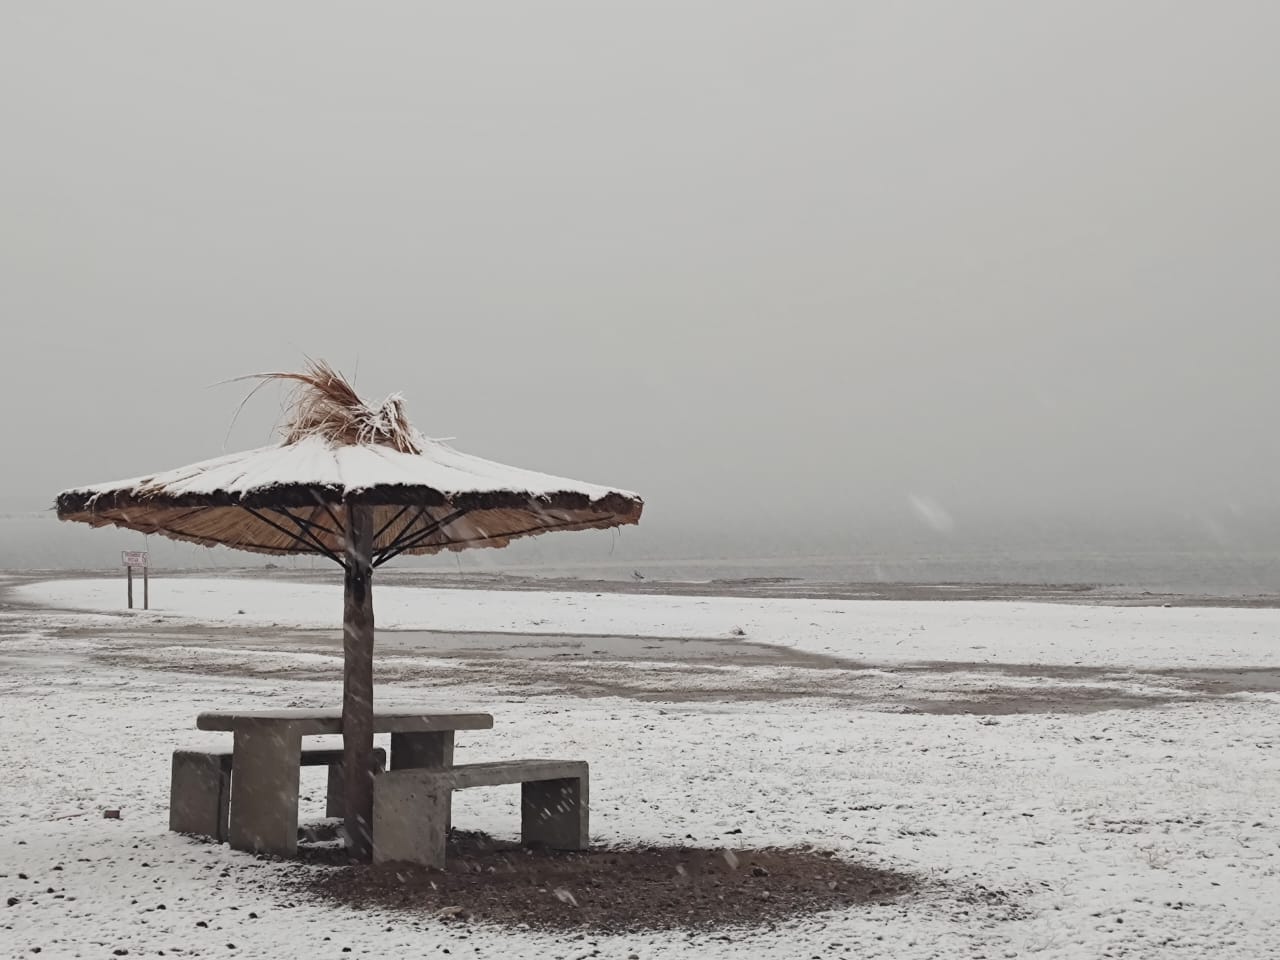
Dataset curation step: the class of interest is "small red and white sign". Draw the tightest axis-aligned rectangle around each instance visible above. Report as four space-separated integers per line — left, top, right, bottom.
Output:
121 550 149 568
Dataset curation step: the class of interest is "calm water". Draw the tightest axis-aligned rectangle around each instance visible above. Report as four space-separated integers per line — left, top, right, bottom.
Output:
5 511 1279 597
460 553 1280 597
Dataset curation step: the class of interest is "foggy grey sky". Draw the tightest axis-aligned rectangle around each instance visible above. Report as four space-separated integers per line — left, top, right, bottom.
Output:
4 2 1280 558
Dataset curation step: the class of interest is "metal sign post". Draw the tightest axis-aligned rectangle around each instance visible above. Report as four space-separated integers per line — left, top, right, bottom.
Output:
122 551 150 609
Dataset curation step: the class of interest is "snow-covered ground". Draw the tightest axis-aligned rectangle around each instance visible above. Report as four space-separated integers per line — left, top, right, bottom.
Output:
2 578 1279 959
17 576 1280 668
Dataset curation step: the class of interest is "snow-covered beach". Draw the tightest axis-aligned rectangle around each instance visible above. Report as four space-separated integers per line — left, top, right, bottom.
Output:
3 575 1279 958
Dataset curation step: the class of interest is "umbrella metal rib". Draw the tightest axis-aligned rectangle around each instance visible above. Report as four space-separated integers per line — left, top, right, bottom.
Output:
241 503 475 569
372 504 415 545
372 507 470 568
242 506 345 566
291 506 342 541
278 508 344 559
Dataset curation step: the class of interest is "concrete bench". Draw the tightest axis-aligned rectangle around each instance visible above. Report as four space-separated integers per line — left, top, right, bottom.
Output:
191 710 492 857
372 759 588 867
169 746 386 842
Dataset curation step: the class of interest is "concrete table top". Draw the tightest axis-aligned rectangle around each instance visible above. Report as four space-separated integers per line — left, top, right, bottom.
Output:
196 708 494 736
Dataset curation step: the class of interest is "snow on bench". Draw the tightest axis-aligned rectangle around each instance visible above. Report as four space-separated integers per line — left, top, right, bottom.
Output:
372 759 588 867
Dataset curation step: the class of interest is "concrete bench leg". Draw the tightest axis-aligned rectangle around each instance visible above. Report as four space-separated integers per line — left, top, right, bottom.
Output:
390 730 454 769
372 776 449 867
390 731 454 831
228 728 301 857
169 752 231 841
522 774 588 850
325 752 388 819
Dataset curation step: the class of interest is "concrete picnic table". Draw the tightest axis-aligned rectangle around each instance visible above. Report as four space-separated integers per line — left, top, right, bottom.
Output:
194 708 493 856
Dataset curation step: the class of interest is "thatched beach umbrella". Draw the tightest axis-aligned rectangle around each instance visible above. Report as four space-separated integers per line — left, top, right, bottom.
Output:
56 362 642 858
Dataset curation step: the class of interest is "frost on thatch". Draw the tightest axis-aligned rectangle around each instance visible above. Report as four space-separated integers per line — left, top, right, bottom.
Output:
55 359 642 561
251 360 423 454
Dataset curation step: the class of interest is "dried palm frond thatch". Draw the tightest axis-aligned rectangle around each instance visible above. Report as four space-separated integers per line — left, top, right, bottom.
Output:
246 360 423 454
58 358 642 560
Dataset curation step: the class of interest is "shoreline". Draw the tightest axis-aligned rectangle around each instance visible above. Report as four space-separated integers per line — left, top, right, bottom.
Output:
8 572 1280 714
4 565 1280 608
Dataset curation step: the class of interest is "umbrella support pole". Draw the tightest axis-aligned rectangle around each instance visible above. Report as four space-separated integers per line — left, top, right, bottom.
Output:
342 502 376 860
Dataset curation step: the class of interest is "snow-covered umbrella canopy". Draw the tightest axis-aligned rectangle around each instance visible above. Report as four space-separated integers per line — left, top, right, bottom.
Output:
56 363 641 563
55 361 642 860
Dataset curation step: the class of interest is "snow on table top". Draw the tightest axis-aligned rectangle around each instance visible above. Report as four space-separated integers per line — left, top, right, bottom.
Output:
62 433 636 502
16 577 1280 669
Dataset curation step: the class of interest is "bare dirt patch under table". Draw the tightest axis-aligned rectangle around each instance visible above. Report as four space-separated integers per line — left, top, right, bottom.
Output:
297 831 920 932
